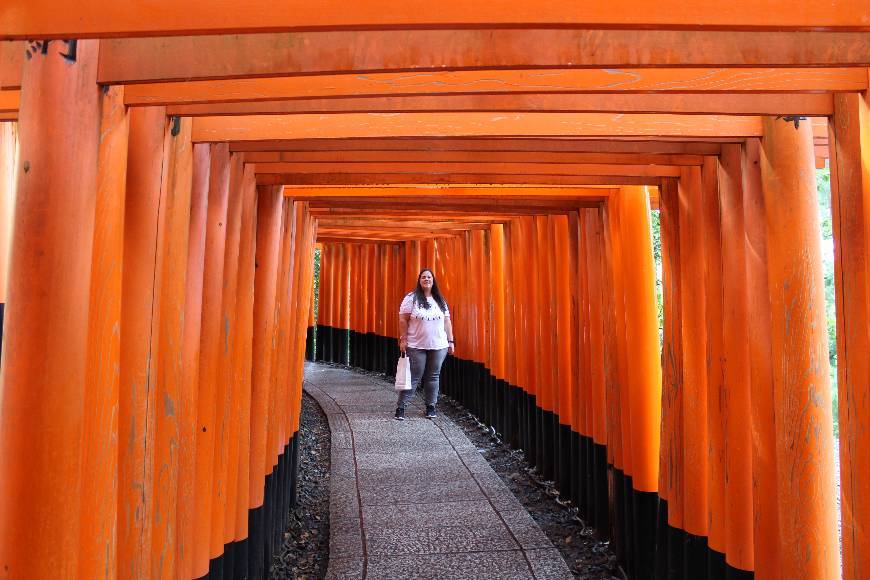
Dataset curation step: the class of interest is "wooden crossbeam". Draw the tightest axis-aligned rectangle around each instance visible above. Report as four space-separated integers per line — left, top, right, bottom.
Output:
123 68 867 106
262 173 658 186
243 151 704 165
3 2 867 38
168 93 836 117
253 161 681 178
231 138 725 155
192 113 767 142
90 31 870 85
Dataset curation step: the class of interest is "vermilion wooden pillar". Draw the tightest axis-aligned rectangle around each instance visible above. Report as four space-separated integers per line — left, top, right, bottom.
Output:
702 156 726 571
250 184 283 517
193 143 231 578
677 166 710 561
177 143 211 580
0 39 102 578
78 85 128 580
718 144 754 573
118 105 167 580
658 177 684 573
828 90 870 579
617 186 662 574
742 137 781 579
760 115 840 578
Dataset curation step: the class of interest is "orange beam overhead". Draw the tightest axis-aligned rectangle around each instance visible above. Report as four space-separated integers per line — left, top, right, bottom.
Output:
261 173 658 186
168 93 837 118
243 151 705 166
4 2 868 38
123 68 867 106
230 138 725 155
193 113 766 141
253 161 681 178
94 31 870 86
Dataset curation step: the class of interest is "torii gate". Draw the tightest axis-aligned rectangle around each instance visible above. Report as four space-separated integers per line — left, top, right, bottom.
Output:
0 4 868 579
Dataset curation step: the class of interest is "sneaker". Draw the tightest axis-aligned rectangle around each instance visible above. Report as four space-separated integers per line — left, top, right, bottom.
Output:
425 405 437 419
394 407 405 421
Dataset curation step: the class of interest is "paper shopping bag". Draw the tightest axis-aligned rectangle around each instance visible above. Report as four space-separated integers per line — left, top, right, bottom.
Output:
394 353 412 391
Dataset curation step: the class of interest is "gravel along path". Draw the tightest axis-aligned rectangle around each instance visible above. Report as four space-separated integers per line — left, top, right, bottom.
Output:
269 393 331 579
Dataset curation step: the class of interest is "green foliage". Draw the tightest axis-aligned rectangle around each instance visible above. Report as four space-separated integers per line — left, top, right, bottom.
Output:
650 209 664 347
816 167 839 436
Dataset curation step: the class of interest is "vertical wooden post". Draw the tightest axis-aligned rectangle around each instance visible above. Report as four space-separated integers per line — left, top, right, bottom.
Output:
0 39 101 578
118 105 167 580
231 165 257 552
760 115 840 578
701 157 726 573
150 115 193 578
742 137 781 579
617 186 662 573
77 85 128 580
658 178 684 575
828 90 870 579
718 144 754 573
677 167 710 566
177 143 211 580
193 143 231 578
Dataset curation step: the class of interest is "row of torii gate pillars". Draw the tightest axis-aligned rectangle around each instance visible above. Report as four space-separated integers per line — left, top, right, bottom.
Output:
0 5 868 580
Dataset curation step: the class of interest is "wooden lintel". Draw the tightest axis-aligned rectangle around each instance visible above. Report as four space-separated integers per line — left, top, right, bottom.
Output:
242 150 704 166
124 68 866 106
252 161 681 178
5 1 870 39
230 138 724 155
167 92 836 117
95 30 870 85
192 112 765 142
261 173 658 186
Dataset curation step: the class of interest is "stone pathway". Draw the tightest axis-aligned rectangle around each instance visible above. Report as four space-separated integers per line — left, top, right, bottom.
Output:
303 362 573 580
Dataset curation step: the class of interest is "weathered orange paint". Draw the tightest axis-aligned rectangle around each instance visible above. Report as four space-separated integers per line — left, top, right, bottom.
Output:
0 38 100 579
78 84 128 580
177 142 211 580
760 115 840 578
829 90 870 579
676 167 710 536
193 143 231 577
741 137 781 579
118 106 167 580
717 144 754 570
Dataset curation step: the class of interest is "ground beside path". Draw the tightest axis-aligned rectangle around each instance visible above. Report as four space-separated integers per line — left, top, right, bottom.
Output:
303 362 574 580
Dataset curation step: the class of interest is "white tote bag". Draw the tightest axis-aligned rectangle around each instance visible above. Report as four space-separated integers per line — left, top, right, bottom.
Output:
394 353 412 391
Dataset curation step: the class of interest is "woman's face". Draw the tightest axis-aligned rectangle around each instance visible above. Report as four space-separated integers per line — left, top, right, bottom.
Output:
419 271 434 289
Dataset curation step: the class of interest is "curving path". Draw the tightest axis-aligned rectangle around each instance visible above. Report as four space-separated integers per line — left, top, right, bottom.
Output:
303 362 573 580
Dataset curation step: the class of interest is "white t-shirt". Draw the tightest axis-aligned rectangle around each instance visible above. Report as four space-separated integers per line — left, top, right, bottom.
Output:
399 293 450 350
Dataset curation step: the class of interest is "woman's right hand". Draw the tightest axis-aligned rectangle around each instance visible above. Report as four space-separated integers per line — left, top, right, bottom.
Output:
399 336 407 353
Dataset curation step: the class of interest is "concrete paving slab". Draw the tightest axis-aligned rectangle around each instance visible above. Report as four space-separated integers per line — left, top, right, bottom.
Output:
365 551 534 580
303 362 572 579
365 522 520 556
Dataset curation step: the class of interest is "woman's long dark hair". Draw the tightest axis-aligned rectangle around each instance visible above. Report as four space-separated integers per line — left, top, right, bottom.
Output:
413 268 448 313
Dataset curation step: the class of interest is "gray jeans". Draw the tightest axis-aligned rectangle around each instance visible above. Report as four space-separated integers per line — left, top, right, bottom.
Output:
396 347 448 409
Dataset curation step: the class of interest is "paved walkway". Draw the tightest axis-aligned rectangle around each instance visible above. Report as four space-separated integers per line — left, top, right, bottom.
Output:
303 362 573 579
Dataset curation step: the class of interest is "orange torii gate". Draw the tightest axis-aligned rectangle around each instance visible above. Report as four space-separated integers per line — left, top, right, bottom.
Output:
0 5 868 580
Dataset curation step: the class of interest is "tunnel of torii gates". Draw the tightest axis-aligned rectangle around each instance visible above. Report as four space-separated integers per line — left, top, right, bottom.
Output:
0 4 869 580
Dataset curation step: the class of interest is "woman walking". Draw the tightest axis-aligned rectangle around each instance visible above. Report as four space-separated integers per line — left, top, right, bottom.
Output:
395 269 455 420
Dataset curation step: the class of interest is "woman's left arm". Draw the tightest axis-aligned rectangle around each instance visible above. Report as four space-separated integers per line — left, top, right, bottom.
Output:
444 316 455 355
